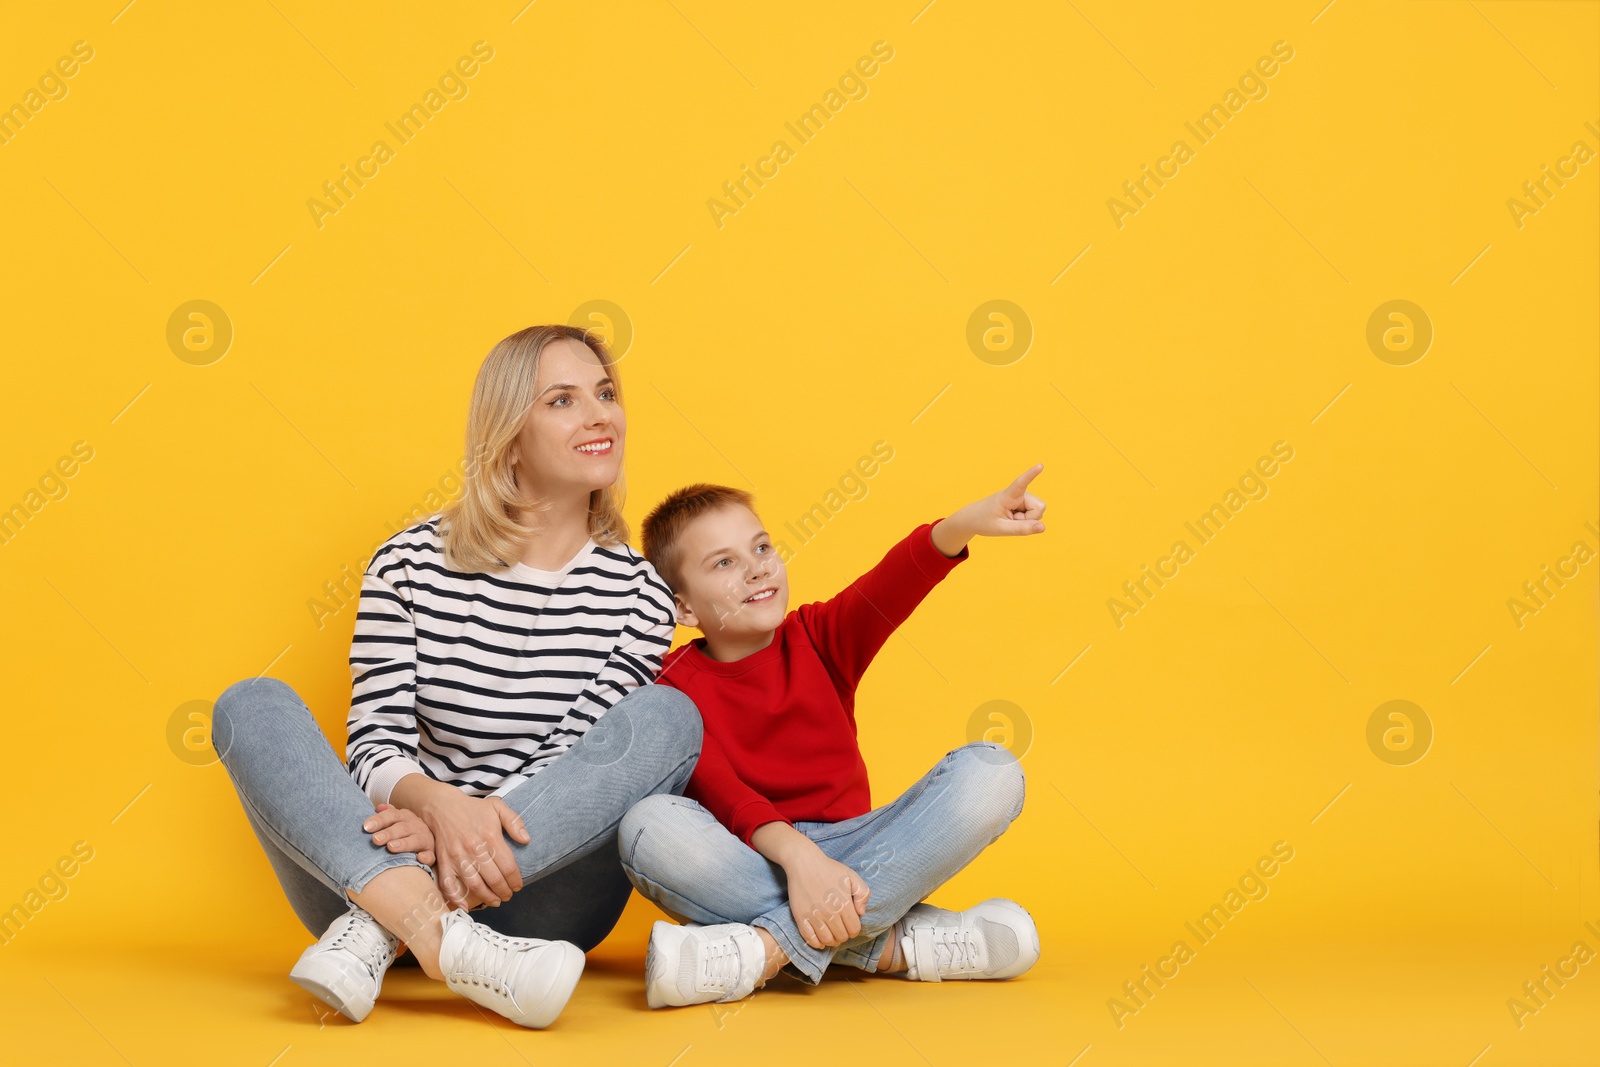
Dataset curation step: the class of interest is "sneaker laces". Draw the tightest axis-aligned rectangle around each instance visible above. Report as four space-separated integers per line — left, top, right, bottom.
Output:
330 911 395 979
929 927 981 974
699 938 741 993
452 922 531 996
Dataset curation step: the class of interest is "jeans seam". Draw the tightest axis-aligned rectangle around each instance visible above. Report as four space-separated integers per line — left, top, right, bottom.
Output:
802 797 904 845
626 867 746 927
224 759 423 897
348 853 427 895
750 917 824 984
833 931 886 972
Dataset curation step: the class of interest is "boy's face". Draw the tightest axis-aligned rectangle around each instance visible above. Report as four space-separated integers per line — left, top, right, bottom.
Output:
671 504 789 637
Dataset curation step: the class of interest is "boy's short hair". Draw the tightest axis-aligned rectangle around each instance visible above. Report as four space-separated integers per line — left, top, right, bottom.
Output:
641 484 755 594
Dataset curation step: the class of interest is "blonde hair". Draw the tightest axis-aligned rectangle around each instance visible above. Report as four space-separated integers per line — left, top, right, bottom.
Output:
440 325 629 572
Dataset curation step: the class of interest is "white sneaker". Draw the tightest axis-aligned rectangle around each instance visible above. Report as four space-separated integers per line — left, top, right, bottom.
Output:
437 908 586 1028
897 898 1040 981
289 906 401 1022
644 920 766 1008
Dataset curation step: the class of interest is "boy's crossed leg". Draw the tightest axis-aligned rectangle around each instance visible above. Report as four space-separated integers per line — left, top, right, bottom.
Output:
618 740 1027 988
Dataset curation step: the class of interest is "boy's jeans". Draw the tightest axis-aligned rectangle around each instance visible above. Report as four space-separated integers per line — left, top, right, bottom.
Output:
211 676 702 951
618 741 1026 983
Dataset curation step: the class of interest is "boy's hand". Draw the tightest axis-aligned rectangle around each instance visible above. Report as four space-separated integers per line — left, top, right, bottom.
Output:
782 849 871 949
363 802 437 867
931 463 1047 556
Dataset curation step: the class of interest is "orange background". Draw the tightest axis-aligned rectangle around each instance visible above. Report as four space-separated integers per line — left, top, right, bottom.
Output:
1 1 1595 1062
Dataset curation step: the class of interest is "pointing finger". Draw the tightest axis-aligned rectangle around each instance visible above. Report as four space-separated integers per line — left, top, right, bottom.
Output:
1007 464 1044 495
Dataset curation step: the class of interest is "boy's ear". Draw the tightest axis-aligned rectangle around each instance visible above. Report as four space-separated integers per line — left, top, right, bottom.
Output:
673 594 699 630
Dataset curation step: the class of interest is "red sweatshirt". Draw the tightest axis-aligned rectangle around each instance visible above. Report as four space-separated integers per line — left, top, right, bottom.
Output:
654 521 969 845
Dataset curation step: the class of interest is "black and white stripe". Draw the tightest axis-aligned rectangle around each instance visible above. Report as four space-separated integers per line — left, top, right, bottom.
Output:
345 514 677 803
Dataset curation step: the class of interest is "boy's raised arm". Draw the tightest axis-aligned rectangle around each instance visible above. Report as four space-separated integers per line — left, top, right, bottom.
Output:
798 464 1047 694
796 520 968 694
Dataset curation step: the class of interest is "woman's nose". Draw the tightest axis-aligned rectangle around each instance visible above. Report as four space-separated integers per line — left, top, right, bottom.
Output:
575 391 608 424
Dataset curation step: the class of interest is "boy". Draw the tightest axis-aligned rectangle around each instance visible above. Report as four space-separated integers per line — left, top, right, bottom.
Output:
622 464 1048 1007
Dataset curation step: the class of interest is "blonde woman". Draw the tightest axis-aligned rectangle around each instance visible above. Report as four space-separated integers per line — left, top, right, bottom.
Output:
211 325 701 1029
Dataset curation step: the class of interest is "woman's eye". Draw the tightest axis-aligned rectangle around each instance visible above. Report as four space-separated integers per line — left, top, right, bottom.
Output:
548 394 570 407
601 388 617 401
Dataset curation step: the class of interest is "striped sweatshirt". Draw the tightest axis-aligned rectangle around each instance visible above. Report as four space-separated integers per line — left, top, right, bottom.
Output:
344 514 677 805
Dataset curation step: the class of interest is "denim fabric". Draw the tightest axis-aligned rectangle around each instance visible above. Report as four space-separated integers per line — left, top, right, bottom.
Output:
618 741 1025 983
212 676 702 950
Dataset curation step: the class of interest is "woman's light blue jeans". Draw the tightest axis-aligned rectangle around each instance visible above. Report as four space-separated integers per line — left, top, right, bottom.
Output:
211 676 702 952
617 741 1025 984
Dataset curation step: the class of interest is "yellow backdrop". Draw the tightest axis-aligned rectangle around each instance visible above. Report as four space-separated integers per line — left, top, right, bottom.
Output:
1 1 1595 1064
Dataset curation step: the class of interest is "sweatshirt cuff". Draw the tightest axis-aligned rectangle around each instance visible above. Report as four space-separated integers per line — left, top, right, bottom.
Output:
364 756 427 807
913 519 970 578
731 798 793 846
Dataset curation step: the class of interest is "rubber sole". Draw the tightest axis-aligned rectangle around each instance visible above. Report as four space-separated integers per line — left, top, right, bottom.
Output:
289 954 375 1023
643 921 669 1009
498 943 587 1028
537 943 587 1028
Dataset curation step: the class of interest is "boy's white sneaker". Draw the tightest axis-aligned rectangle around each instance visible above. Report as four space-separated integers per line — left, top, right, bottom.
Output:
897 898 1040 981
288 906 401 1022
437 908 586 1028
644 920 766 1008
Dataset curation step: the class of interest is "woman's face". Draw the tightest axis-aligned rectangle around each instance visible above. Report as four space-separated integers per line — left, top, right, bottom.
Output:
508 337 625 501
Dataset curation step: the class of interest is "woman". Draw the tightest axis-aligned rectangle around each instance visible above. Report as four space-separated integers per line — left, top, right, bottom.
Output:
211 325 702 1029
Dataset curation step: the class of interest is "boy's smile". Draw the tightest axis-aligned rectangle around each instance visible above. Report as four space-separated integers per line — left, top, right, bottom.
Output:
670 503 790 662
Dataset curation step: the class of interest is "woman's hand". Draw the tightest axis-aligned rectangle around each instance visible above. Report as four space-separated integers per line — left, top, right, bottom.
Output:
931 463 1047 556
782 849 871 949
363 802 436 867
391 775 531 911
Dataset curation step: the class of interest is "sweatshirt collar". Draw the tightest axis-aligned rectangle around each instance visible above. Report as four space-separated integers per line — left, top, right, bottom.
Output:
679 618 791 676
